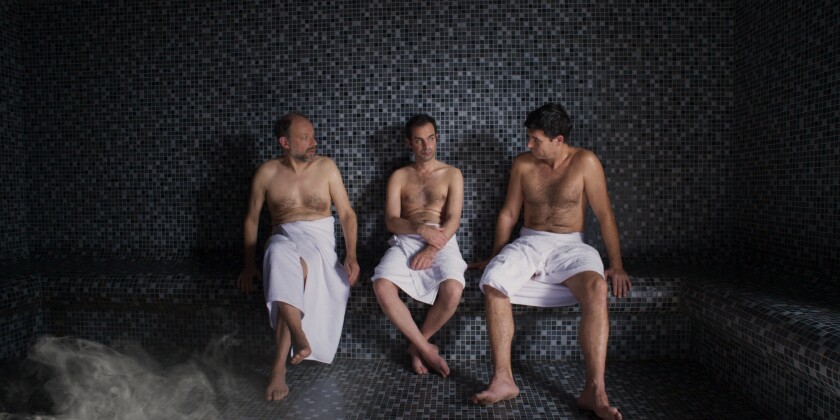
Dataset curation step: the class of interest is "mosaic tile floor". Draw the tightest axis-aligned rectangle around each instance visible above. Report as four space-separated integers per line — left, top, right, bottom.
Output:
1 344 766 419
229 358 766 419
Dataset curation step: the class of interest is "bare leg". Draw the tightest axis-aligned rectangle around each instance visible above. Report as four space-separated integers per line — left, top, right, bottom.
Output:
374 278 451 377
279 303 311 364
471 286 520 405
287 258 311 365
407 280 464 375
265 257 310 401
564 271 621 420
266 310 292 401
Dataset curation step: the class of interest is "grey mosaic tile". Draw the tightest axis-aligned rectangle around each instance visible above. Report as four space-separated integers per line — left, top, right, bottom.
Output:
732 0 840 278
693 321 837 420
18 0 733 264
0 0 28 259
0 342 766 419
683 266 840 408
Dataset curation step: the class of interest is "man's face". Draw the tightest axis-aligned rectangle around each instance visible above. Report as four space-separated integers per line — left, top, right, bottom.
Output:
405 123 437 162
282 117 317 162
526 129 561 159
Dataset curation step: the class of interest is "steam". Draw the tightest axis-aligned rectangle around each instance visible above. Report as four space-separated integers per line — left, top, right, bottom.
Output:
1 336 248 420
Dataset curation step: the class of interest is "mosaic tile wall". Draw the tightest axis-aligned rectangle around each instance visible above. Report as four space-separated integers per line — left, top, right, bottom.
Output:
20 0 734 266
732 0 840 279
0 0 28 260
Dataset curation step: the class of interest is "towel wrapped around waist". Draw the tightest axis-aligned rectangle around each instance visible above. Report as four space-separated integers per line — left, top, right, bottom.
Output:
263 216 349 363
479 228 604 307
372 233 466 305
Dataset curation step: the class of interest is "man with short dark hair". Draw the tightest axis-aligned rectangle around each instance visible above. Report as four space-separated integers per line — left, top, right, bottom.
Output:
372 114 467 377
470 103 630 419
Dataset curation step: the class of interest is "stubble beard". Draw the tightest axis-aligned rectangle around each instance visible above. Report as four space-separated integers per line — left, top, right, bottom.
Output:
292 148 317 162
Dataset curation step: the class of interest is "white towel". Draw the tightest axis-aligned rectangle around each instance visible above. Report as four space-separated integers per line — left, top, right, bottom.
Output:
263 216 350 363
479 228 604 307
372 233 467 305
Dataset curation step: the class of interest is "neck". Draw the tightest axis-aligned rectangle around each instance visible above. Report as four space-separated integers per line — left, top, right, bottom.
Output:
412 158 438 173
283 155 312 173
546 144 571 169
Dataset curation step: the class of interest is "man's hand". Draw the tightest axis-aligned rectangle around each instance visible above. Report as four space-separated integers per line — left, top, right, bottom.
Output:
236 266 262 294
344 256 360 286
467 259 490 271
418 225 448 249
605 267 631 298
410 246 438 271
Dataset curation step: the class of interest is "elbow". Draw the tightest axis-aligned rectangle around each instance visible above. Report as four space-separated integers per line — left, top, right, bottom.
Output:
384 216 399 233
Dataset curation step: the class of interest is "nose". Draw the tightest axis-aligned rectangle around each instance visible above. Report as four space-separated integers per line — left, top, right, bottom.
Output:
311 137 318 146
527 138 535 148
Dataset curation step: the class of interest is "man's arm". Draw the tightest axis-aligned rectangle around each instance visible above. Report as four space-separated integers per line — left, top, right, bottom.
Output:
411 168 464 270
236 165 267 294
384 170 448 249
469 158 524 270
582 152 631 298
327 159 360 286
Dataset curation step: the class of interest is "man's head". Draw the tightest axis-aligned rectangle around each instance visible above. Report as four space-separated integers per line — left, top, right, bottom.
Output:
275 112 317 162
404 114 439 163
524 103 573 159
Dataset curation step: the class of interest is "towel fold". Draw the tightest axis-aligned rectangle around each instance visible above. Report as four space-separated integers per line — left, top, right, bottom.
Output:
263 216 349 363
479 228 604 307
372 233 467 305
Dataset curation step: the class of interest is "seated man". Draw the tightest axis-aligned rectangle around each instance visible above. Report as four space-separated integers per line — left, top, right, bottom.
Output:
470 103 631 420
372 114 467 377
236 112 360 401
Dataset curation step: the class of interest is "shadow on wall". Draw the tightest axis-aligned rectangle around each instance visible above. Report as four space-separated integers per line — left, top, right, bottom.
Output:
451 131 512 261
354 125 410 274
195 134 263 261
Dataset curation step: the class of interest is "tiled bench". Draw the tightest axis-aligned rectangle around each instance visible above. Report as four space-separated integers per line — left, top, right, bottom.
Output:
2 258 688 363
0 260 41 360
684 265 840 420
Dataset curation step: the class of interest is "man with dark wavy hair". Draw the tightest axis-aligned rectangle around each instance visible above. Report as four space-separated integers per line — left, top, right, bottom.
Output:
471 103 630 419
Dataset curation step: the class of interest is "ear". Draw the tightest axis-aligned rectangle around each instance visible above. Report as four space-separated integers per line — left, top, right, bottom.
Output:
279 136 289 149
404 138 412 148
554 135 565 145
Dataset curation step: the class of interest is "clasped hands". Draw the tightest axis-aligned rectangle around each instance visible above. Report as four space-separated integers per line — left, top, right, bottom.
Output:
411 225 448 270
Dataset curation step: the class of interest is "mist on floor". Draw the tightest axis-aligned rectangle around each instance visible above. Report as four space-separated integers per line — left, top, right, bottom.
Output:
0 335 248 420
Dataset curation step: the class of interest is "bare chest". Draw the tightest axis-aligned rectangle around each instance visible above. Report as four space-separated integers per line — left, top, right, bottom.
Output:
266 172 330 214
522 168 583 210
401 173 449 209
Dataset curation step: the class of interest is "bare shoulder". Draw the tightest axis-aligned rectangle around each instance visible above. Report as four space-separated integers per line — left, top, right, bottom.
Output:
571 148 603 171
512 151 537 170
439 162 463 180
254 158 282 181
315 156 343 178
389 166 411 184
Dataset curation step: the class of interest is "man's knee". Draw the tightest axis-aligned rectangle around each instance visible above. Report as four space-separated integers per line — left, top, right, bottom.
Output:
373 278 398 300
437 280 464 305
483 284 508 301
570 272 608 304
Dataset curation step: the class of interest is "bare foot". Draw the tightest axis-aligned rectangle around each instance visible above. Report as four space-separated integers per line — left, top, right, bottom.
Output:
417 344 450 377
290 332 311 365
407 344 429 375
290 344 311 365
265 370 289 401
578 385 621 420
471 376 520 405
